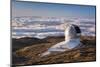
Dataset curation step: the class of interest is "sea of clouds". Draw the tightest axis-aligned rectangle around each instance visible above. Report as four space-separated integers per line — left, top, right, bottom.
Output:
12 16 95 39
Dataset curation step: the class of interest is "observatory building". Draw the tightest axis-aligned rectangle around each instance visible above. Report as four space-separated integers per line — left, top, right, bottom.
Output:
41 23 82 57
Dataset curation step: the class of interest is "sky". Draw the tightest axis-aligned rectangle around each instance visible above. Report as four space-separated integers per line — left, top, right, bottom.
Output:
12 0 96 18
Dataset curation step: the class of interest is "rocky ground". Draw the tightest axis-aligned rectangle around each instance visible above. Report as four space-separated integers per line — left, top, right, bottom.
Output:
12 36 96 66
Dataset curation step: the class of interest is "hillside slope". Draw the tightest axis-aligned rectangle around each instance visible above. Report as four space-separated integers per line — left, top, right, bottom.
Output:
12 36 96 66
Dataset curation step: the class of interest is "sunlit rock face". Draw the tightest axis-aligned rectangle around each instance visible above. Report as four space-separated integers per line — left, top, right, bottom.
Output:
40 23 82 57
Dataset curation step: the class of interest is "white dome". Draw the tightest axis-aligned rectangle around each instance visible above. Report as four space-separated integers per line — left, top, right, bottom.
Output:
40 24 81 57
65 24 81 41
